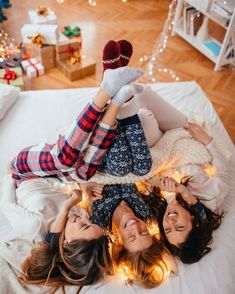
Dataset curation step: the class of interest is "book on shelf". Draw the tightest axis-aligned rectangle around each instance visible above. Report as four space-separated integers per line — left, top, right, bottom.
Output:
204 40 221 56
184 6 196 33
190 11 204 36
183 5 203 36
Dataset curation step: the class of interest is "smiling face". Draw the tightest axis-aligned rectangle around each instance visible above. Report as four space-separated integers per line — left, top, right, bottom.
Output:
162 201 193 246
64 213 104 243
112 201 153 253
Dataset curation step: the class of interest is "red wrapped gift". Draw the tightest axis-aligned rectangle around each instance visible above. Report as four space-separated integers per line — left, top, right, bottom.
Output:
55 39 81 61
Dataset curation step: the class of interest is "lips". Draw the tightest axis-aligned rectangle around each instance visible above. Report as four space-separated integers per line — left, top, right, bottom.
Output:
125 219 138 228
167 212 178 218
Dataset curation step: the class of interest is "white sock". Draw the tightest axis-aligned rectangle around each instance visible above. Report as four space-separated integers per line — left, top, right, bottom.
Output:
111 84 144 106
117 95 139 119
101 67 143 97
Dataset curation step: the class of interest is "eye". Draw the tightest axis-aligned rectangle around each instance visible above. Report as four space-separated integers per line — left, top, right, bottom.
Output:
176 226 185 231
82 225 91 230
128 235 136 242
140 230 149 236
164 228 171 234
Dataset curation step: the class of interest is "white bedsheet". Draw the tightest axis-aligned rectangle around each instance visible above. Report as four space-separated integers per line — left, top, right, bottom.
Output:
0 81 234 294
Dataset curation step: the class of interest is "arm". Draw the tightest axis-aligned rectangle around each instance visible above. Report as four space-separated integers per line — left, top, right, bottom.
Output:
50 189 82 233
184 123 229 210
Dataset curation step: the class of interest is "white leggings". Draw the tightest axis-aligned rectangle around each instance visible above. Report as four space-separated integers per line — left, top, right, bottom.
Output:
124 86 187 147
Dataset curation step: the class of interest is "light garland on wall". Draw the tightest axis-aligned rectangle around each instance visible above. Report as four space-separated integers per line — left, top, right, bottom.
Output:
140 0 180 82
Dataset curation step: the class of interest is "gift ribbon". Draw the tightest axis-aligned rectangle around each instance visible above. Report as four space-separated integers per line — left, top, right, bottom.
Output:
37 6 49 16
62 25 81 38
58 44 81 57
69 51 81 65
25 59 39 77
0 68 21 84
28 32 45 48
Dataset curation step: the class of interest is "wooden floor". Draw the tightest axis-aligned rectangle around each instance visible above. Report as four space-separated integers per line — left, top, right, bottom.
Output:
3 0 235 142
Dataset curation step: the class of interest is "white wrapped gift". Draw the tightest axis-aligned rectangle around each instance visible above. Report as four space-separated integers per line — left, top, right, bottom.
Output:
21 58 44 78
28 9 57 25
21 24 59 45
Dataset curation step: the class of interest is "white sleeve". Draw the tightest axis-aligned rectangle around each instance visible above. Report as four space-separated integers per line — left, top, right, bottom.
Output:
187 140 229 211
0 175 41 240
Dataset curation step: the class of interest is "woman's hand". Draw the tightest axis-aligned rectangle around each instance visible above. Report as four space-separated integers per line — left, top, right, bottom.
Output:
80 182 104 201
159 177 197 205
158 177 187 193
184 122 212 145
63 189 82 212
146 175 161 187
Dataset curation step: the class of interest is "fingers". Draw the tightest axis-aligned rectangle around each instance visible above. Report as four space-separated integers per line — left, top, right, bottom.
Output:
159 177 178 192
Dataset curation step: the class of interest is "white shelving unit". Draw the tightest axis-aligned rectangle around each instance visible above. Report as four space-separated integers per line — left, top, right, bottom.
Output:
172 0 235 71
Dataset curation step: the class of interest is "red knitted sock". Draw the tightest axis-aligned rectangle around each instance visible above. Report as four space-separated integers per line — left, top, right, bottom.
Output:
117 40 133 66
102 40 121 72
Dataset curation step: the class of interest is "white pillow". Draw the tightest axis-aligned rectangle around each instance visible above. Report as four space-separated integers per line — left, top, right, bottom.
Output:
0 84 20 120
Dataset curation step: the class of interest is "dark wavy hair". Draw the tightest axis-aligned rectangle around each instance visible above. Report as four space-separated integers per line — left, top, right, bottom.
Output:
19 231 113 293
141 185 224 264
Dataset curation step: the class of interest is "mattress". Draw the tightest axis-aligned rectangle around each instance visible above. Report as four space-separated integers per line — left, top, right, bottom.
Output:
0 81 234 294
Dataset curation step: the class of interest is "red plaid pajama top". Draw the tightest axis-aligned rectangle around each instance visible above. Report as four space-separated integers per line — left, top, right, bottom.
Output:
11 102 116 185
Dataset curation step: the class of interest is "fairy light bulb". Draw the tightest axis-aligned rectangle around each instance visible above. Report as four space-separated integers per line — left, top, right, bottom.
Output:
118 264 132 285
88 0 96 6
204 165 216 177
148 222 159 236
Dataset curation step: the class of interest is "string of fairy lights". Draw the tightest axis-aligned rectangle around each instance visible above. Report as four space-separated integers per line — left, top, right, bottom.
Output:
139 0 180 82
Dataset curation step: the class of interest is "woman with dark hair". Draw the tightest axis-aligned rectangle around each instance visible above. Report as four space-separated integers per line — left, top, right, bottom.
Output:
142 122 228 264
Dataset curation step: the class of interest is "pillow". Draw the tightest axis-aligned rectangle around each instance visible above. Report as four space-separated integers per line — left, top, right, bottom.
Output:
0 84 20 120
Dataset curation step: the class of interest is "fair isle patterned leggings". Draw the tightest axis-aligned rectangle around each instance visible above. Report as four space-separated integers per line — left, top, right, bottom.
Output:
99 114 152 176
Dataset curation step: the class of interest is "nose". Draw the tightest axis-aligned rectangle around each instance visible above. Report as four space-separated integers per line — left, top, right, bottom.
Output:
167 218 177 225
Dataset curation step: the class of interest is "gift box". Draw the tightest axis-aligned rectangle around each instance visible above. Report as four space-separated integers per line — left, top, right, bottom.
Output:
55 38 81 61
28 7 57 25
21 24 59 45
56 56 96 81
61 25 82 49
32 44 55 70
0 67 24 90
21 58 44 78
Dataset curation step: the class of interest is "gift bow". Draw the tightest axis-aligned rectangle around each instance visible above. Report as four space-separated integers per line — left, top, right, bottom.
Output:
69 51 81 65
27 32 45 48
3 68 18 82
63 26 81 38
37 6 49 16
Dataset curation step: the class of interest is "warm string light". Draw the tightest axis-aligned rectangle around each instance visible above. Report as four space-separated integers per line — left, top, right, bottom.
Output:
139 0 180 82
0 29 20 61
148 222 160 236
203 164 216 177
88 0 127 6
117 264 132 286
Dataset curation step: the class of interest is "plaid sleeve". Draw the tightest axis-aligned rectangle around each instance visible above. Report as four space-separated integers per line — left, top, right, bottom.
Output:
11 102 105 181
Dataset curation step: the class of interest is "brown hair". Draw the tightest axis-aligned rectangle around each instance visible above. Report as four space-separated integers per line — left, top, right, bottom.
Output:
112 236 170 288
142 185 224 264
19 231 113 292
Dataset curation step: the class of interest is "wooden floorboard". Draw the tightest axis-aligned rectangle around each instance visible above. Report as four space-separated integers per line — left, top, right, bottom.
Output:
2 0 235 142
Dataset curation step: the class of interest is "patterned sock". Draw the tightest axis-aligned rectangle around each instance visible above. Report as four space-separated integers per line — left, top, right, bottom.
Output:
102 40 121 72
98 123 132 176
122 114 152 176
117 40 133 67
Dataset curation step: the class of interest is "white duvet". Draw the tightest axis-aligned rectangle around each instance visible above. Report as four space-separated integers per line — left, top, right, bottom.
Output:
0 81 234 294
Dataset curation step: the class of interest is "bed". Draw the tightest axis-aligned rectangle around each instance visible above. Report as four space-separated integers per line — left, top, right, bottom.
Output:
0 81 234 294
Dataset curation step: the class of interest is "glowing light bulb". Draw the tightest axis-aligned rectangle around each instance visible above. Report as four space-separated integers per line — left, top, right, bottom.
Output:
118 264 132 285
88 0 96 6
